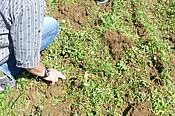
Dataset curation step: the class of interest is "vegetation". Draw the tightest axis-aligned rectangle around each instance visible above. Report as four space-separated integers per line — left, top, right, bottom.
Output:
0 0 175 115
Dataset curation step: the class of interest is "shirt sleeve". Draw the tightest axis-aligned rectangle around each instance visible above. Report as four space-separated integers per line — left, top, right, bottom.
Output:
10 0 44 68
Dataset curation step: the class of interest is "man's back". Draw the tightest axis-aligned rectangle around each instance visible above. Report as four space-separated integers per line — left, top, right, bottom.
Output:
0 0 44 67
0 0 11 65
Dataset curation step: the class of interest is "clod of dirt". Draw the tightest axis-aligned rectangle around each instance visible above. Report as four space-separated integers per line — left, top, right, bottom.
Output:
26 88 40 107
46 0 112 30
42 103 71 116
135 24 147 37
45 81 64 98
40 80 70 116
132 102 152 116
123 102 152 116
56 4 87 28
13 80 65 115
48 3 87 30
103 30 133 61
58 4 86 24
48 1 100 30
69 77 79 89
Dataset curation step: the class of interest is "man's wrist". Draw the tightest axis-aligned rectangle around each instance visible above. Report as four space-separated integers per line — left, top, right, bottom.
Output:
26 63 46 77
42 67 50 78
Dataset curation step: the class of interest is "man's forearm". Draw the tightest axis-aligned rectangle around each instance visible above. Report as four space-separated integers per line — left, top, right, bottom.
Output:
26 62 45 77
26 62 66 83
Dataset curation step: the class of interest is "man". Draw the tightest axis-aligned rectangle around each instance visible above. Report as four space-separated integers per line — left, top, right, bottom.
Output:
0 0 66 92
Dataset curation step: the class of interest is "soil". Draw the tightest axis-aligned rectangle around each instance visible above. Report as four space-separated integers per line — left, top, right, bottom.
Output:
8 80 71 115
103 30 133 61
47 0 112 30
54 3 87 30
40 81 71 115
42 102 71 116
123 102 152 116
6 0 160 115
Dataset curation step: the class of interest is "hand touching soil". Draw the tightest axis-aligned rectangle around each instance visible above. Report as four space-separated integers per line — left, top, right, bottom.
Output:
43 69 66 84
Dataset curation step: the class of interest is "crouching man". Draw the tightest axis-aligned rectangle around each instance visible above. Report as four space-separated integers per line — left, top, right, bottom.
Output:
0 0 66 92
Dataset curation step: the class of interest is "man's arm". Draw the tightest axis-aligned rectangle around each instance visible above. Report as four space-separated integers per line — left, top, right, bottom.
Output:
10 0 44 68
10 0 65 83
26 62 66 84
26 62 45 77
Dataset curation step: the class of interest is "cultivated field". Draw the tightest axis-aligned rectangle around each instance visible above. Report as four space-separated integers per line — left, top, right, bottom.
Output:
1 0 175 115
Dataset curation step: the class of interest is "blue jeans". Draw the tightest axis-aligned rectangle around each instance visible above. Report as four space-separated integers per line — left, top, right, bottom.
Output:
0 17 60 79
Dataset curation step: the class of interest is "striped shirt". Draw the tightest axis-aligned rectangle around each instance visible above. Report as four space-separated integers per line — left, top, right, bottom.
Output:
0 0 44 68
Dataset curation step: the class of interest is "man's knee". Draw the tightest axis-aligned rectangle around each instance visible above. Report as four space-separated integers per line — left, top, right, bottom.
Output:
43 17 60 35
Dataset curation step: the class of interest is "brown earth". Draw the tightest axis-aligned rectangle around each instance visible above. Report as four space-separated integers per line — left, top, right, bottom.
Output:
42 102 71 116
47 0 112 30
7 80 70 115
54 3 87 30
39 81 71 116
6 0 159 115
103 30 133 61
123 102 153 116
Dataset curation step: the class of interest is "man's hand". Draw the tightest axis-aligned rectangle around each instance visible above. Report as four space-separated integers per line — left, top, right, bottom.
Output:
43 69 66 84
26 62 66 84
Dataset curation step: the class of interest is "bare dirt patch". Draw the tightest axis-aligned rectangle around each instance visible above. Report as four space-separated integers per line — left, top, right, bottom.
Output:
42 102 71 116
47 1 92 30
9 80 70 115
55 3 87 30
47 0 112 30
39 81 71 115
103 30 133 61
123 102 152 116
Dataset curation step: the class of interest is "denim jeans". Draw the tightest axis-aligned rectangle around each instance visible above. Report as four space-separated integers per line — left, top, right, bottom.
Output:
0 17 60 79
